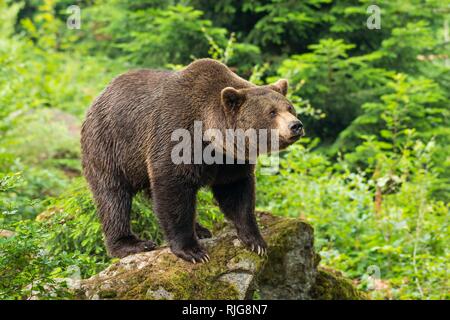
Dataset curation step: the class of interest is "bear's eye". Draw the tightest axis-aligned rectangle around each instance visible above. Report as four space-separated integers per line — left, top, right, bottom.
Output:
288 105 293 112
269 110 277 118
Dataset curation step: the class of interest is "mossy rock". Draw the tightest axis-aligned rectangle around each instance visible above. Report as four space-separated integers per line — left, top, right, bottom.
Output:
72 212 365 300
310 267 367 300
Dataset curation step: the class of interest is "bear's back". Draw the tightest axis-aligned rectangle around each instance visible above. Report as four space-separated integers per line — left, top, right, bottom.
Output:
176 59 252 93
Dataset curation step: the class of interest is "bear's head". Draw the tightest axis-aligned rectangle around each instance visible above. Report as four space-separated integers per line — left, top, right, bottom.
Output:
220 79 304 156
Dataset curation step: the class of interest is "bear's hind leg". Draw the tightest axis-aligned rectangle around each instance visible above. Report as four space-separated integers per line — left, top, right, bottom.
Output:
92 184 155 258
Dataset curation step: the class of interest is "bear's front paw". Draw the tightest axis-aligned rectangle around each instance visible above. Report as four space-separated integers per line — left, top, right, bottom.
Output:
170 241 210 264
237 233 267 256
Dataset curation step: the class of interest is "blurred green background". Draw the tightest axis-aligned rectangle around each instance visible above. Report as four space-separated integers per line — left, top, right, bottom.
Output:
0 0 448 300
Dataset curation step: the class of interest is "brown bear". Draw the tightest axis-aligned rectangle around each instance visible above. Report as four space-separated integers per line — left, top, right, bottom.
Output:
81 59 303 263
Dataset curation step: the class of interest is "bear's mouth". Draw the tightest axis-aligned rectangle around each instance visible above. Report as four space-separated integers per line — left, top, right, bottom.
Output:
289 129 305 142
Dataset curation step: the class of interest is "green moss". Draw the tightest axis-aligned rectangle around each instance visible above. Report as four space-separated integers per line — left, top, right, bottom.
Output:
310 267 367 300
257 212 311 285
121 253 239 299
98 290 117 299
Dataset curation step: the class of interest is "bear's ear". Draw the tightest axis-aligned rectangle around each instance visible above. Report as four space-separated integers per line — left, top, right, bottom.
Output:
221 87 246 110
269 79 288 96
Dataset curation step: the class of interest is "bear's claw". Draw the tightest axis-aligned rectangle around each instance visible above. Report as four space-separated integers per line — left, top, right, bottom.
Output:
171 242 210 264
251 245 267 256
238 233 268 257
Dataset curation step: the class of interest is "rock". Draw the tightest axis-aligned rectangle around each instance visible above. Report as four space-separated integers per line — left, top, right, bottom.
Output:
36 207 63 222
0 229 15 238
73 212 365 300
310 266 367 300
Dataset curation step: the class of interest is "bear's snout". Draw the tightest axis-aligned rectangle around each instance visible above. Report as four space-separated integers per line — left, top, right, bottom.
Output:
288 120 304 136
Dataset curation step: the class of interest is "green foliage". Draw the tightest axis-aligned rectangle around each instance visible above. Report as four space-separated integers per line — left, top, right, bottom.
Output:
256 141 449 299
337 74 449 200
0 173 100 299
79 1 227 67
0 1 123 125
189 0 333 54
1 109 80 165
0 220 73 300
243 0 331 51
276 38 390 140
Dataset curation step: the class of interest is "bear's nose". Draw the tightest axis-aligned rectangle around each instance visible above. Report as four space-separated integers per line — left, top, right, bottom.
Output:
289 120 303 135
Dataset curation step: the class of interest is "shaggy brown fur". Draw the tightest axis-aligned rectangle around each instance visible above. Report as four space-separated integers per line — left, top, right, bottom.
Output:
81 59 303 263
